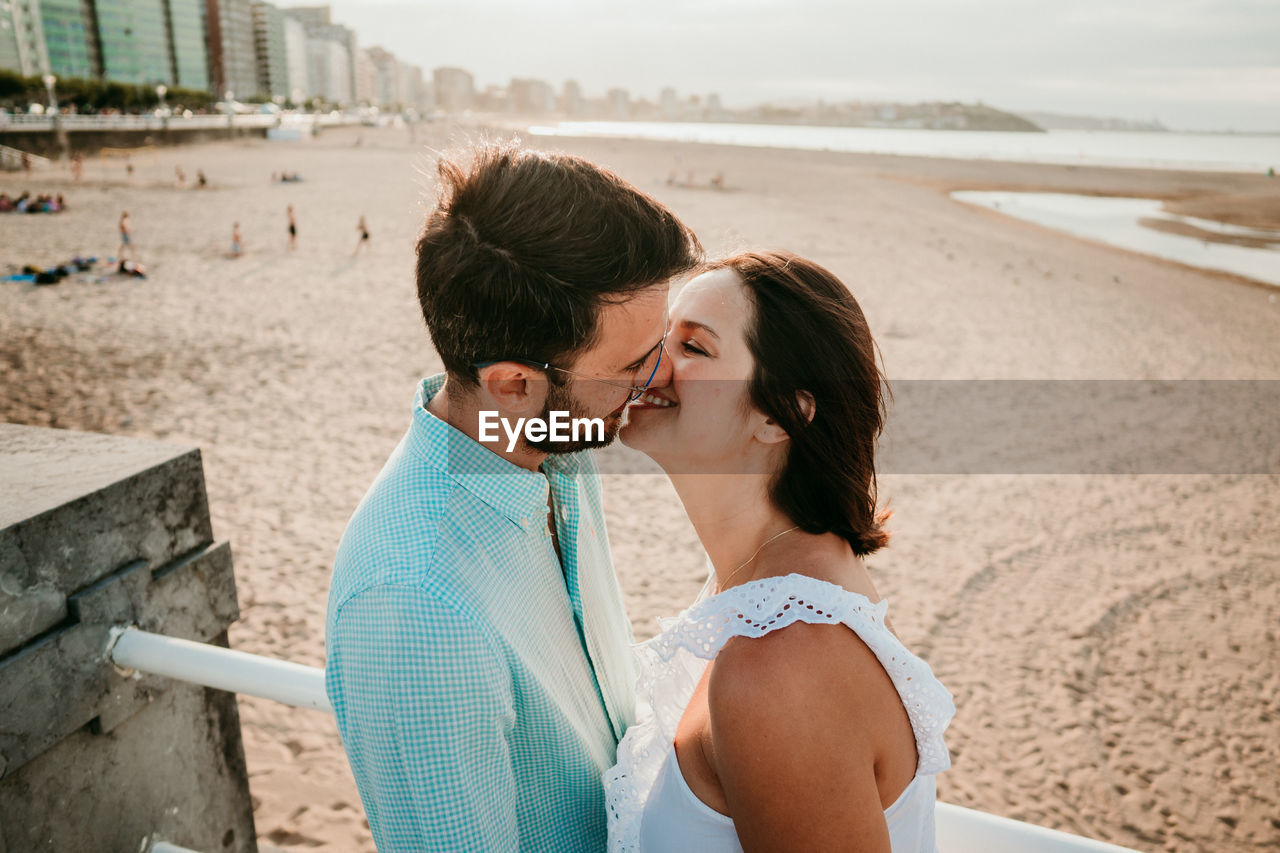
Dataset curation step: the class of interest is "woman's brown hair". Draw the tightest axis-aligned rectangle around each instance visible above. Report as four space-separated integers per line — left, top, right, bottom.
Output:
706 250 890 556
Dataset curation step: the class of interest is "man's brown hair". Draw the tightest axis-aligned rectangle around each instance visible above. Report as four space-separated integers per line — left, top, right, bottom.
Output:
416 140 702 384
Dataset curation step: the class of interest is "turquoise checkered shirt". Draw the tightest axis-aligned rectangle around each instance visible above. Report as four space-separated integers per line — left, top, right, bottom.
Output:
326 375 637 852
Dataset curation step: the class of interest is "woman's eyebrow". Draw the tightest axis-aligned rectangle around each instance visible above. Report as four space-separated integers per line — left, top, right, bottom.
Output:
676 319 720 340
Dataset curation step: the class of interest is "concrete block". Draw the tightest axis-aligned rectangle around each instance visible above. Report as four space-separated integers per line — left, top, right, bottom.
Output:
0 425 256 852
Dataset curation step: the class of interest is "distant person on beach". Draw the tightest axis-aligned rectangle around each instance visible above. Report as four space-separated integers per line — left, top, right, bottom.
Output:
287 204 297 249
117 258 147 278
118 211 133 260
353 215 370 255
21 151 30 175
71 152 83 183
175 165 186 188
231 222 243 257
325 140 701 851
197 169 207 188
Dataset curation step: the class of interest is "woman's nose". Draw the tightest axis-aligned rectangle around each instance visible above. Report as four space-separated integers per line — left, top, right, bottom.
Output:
649 341 676 387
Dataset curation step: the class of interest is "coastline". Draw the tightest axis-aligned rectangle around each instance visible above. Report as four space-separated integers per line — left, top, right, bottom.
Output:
2 124 1278 851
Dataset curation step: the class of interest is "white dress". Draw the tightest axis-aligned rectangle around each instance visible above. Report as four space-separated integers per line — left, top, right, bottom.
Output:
604 573 956 852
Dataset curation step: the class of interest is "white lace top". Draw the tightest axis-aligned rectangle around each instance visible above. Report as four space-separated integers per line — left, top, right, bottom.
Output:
604 573 956 852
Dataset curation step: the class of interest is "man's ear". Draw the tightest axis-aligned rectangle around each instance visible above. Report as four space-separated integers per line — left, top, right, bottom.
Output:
476 362 546 415
754 391 816 445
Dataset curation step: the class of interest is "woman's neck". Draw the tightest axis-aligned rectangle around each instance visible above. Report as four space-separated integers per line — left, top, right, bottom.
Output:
668 473 798 591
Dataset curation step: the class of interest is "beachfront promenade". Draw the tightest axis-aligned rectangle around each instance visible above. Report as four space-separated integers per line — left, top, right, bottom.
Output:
0 112 368 160
0 112 365 133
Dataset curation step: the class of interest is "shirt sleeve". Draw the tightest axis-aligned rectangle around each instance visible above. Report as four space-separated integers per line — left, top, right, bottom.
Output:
326 584 518 852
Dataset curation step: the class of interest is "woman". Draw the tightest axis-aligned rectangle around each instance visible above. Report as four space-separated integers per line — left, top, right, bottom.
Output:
606 251 954 852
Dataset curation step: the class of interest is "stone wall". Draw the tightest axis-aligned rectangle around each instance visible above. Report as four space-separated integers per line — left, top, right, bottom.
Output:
0 424 256 853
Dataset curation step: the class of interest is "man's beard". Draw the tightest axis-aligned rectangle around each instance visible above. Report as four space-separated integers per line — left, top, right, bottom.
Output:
525 379 624 455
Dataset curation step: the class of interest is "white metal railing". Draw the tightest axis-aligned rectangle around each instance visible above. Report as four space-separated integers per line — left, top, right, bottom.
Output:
107 626 330 712
103 625 1142 852
0 113 354 132
935 803 1138 852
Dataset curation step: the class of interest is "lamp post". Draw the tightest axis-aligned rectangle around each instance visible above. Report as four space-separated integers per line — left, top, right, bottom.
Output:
156 84 168 134
42 74 57 112
42 74 68 161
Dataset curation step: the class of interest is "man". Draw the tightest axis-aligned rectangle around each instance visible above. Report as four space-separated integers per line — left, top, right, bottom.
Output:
326 140 701 851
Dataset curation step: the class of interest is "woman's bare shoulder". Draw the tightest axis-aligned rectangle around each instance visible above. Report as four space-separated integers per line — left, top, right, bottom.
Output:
709 618 896 733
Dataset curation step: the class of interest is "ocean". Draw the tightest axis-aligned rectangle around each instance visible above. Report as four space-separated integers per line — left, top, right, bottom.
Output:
527 121 1280 174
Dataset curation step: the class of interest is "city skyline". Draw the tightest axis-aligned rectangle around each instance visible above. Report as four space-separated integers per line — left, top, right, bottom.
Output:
275 0 1280 133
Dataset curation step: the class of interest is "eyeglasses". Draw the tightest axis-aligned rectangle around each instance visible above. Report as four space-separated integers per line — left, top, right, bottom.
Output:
474 330 667 403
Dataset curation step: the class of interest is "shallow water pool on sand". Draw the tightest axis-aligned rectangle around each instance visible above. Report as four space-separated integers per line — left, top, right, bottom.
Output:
952 191 1280 287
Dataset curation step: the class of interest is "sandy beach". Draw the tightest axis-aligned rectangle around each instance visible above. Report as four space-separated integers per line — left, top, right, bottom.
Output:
2 123 1278 851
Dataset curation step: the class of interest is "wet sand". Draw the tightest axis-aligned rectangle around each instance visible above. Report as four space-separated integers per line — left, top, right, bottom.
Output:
2 123 1278 851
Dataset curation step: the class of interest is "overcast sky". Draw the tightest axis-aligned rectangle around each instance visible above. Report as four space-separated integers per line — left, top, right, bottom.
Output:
282 0 1280 132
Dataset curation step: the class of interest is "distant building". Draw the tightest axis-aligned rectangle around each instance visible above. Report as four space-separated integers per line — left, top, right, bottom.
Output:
305 33 349 103
606 87 629 119
284 5 355 104
166 0 209 90
659 86 679 120
354 46 375 103
250 0 288 98
365 46 399 107
0 0 50 77
474 83 505 112
560 79 582 116
508 77 553 115
1 0 213 90
398 60 424 110
92 0 170 84
37 0 97 79
433 65 473 112
281 14 306 100
206 0 258 97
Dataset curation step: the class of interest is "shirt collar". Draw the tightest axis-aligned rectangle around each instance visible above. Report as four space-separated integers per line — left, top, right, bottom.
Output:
408 374 586 531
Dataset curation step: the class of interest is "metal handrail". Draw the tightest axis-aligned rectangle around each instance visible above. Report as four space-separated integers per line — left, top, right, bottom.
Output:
107 626 330 712
104 626 1138 852
0 113 333 132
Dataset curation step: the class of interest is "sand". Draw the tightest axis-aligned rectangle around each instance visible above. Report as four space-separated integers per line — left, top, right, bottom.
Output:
2 123 1279 852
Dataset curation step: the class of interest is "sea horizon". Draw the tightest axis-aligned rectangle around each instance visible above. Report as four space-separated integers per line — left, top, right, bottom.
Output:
526 120 1280 174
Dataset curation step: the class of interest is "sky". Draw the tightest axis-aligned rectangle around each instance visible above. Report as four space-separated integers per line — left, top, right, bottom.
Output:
281 0 1280 132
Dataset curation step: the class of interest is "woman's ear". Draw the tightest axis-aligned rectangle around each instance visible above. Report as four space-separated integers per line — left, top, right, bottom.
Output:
796 390 816 425
754 392 815 445
476 362 545 415
754 416 791 445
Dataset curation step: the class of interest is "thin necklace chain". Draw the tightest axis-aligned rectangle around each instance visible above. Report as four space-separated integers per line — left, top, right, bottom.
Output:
716 525 801 592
